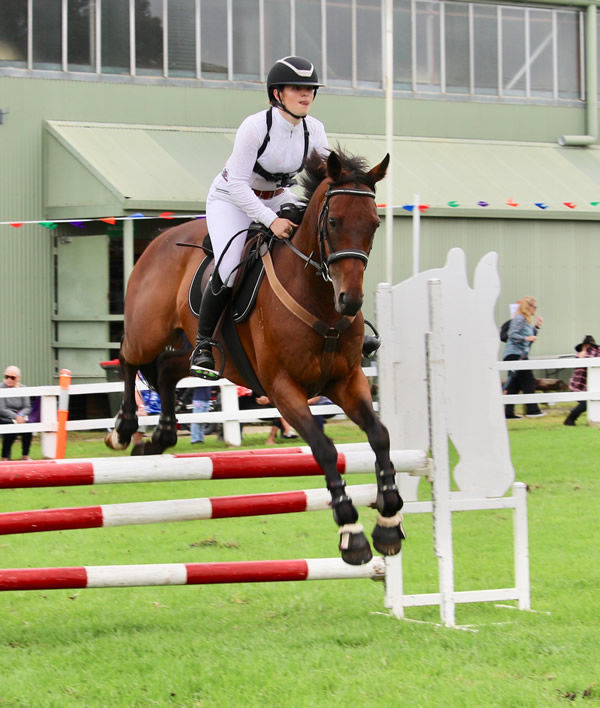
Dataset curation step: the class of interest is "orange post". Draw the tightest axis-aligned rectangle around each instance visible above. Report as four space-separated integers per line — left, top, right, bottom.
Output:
55 369 71 459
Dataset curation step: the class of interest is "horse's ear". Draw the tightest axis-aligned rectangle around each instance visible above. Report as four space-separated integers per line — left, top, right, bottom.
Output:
367 153 390 184
327 151 342 182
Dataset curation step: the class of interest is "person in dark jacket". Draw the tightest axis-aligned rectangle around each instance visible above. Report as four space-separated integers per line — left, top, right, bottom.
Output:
1 365 32 460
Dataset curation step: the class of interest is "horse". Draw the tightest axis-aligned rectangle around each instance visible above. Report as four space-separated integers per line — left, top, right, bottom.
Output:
105 148 404 565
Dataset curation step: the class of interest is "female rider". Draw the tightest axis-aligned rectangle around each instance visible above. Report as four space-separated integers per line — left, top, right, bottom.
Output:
190 55 330 379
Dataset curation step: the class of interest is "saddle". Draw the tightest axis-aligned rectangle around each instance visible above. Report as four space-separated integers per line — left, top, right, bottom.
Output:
188 227 267 322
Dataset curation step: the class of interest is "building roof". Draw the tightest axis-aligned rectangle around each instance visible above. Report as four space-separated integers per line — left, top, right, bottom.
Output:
44 120 600 220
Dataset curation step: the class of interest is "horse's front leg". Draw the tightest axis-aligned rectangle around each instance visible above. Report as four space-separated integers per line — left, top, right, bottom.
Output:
271 384 372 566
328 369 405 556
104 359 139 451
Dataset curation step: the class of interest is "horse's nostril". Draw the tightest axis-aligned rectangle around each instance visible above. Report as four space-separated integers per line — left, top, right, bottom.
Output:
338 292 362 316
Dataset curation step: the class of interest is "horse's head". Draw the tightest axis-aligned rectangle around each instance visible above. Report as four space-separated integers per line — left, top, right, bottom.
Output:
309 150 389 316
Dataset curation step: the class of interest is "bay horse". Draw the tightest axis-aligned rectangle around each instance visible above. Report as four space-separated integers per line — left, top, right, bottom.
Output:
105 149 404 565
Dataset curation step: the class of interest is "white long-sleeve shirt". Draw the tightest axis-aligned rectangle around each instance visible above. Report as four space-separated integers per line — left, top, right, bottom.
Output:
211 107 329 228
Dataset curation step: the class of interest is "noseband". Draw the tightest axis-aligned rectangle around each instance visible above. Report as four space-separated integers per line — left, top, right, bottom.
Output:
317 187 376 281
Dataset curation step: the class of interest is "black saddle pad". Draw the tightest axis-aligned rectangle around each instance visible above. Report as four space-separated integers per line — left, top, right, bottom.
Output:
188 227 266 321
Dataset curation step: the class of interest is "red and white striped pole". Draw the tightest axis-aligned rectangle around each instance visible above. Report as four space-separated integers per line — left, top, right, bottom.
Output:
0 557 386 591
55 369 71 459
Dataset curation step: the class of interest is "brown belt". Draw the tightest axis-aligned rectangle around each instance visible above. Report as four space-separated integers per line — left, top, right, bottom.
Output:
253 187 284 200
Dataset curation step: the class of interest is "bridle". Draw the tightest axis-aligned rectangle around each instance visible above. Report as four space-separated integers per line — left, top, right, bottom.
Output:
316 186 376 282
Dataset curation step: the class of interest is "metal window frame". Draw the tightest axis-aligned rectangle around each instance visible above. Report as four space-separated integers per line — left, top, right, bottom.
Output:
15 0 588 105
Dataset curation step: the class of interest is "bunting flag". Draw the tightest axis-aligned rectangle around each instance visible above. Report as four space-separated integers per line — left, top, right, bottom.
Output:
2 199 600 232
0 213 207 231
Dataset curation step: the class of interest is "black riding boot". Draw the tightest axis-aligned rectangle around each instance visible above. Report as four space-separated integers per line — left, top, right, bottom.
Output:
190 273 231 380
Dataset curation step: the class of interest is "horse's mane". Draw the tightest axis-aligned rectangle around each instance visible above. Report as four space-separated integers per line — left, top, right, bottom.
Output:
299 147 376 203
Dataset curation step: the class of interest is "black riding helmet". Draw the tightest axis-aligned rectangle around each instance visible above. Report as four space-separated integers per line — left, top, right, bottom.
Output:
267 56 323 118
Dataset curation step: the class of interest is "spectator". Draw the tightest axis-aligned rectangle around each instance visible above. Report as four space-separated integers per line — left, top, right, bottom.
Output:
308 395 335 432
564 335 600 426
237 388 298 444
191 385 212 444
256 395 297 445
1 365 32 461
132 373 161 446
502 296 545 419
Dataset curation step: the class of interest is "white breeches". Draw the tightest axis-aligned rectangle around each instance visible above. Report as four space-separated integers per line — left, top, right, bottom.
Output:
206 189 292 286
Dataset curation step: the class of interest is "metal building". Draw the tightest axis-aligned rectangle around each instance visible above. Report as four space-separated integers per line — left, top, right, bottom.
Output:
1 0 600 386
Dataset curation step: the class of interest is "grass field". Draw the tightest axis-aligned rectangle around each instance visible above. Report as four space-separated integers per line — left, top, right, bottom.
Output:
0 405 598 707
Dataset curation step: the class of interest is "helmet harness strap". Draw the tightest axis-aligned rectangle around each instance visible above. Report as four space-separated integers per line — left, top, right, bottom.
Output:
253 107 310 188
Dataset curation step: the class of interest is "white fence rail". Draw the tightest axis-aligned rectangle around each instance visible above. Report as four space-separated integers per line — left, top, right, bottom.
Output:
1 359 598 459
499 357 600 420
0 369 376 457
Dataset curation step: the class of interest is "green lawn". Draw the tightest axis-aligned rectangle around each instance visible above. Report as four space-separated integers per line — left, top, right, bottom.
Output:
0 406 598 707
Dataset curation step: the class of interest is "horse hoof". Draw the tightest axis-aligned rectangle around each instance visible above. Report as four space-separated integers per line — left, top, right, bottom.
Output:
338 524 373 565
104 429 129 451
131 440 163 456
130 442 146 456
372 513 405 556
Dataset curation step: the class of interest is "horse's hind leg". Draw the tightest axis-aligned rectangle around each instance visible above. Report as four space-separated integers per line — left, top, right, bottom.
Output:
271 388 373 565
328 372 405 556
104 357 139 451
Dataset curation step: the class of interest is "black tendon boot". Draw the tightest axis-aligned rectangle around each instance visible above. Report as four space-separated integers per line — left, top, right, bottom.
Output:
190 273 231 380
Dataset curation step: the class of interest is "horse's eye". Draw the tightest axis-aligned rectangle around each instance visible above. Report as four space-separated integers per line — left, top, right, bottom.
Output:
328 217 337 228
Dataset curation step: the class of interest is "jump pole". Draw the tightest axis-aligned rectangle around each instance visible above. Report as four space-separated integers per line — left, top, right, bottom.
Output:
0 446 429 489
0 557 386 591
0 483 379 535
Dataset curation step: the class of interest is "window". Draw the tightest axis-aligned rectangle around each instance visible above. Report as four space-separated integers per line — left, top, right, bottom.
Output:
558 10 580 100
168 0 196 77
201 0 227 77
68 0 96 73
233 0 260 80
0 0 27 67
101 0 130 74
33 0 62 70
394 0 412 90
502 6 525 96
327 0 352 86
136 0 163 76
295 0 322 78
264 0 291 72
357 0 381 87
473 3 498 96
445 2 469 94
415 1 441 93
529 8 555 98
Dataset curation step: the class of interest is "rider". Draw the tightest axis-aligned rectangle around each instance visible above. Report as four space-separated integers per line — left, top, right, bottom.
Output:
190 55 330 379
